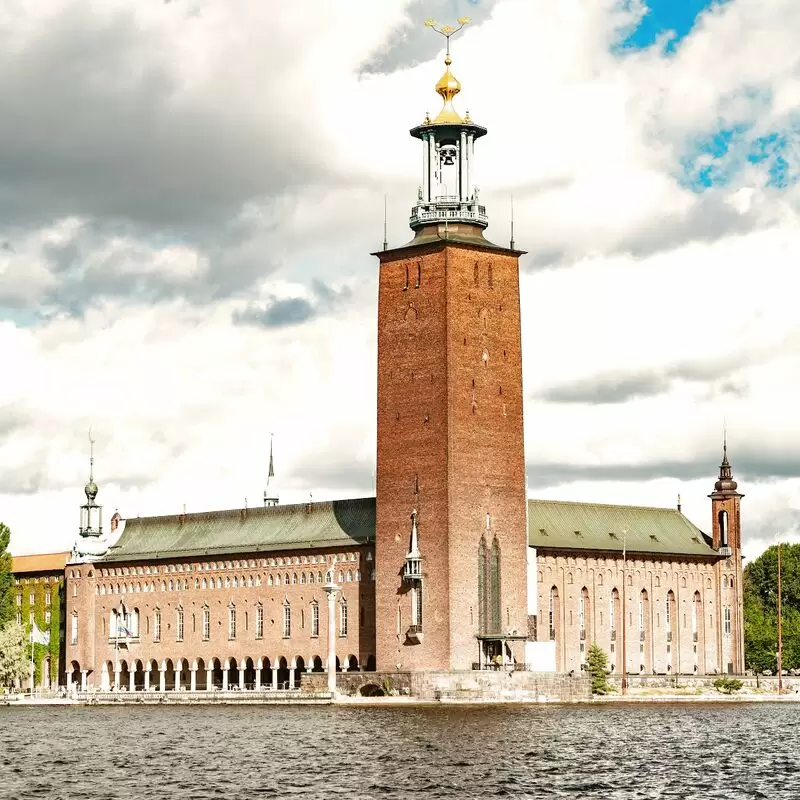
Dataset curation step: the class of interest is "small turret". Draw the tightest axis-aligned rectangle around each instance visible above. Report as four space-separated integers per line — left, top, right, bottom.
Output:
79 430 103 538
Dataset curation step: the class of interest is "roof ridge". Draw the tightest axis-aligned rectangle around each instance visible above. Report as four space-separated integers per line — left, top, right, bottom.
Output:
528 497 681 513
123 496 377 524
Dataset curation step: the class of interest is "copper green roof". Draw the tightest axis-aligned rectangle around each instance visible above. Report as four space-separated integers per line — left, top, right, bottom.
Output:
103 498 375 562
527 499 716 558
101 495 717 564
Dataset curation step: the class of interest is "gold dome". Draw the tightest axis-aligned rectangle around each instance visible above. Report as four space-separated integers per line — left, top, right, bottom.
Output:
432 55 465 124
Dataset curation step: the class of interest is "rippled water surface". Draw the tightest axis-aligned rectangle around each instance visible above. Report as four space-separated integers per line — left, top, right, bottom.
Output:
1 702 798 799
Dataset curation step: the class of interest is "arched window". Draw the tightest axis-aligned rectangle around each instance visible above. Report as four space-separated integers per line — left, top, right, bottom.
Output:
487 264 493 288
340 599 348 636
718 510 729 547
153 608 161 643
228 604 236 639
610 589 619 635
284 573 290 586
346 570 353 582
202 606 210 640
300 572 306 585
549 586 558 640
176 607 184 641
317 571 324 584
474 262 479 286
292 573 298 585
311 601 320 637
478 536 487 633
579 587 589 635
283 601 291 638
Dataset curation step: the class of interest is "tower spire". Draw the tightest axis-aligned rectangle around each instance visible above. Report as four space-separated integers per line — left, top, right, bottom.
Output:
264 434 279 507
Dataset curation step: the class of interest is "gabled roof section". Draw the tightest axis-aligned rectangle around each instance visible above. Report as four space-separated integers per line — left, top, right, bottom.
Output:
12 552 71 574
102 498 376 563
528 499 716 558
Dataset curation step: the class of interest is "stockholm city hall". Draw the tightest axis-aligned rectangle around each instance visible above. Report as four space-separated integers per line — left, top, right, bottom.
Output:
25 20 744 695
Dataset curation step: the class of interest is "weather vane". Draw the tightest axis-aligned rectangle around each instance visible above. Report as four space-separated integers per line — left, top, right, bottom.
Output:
424 16 471 56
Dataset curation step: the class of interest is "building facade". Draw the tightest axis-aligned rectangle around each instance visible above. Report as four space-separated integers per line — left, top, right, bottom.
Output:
11 551 69 690
60 38 745 691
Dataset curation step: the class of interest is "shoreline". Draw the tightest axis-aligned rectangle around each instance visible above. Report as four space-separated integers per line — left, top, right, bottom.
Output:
3 691 800 707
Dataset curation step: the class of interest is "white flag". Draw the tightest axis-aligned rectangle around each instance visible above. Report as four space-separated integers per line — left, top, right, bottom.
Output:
31 624 50 646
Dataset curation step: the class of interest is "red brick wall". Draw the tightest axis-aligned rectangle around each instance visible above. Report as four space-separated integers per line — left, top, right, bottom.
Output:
375 241 529 670
65 546 375 687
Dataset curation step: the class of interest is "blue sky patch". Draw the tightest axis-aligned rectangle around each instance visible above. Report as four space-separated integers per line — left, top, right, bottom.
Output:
618 0 727 53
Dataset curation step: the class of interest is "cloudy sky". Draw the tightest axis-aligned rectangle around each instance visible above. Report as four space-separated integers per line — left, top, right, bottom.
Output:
2 0 799 562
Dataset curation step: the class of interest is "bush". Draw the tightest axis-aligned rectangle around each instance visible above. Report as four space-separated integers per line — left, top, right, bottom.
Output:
587 643 610 694
713 677 743 694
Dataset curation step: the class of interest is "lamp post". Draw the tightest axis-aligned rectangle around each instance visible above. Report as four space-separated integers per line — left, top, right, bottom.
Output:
621 528 628 696
323 570 340 697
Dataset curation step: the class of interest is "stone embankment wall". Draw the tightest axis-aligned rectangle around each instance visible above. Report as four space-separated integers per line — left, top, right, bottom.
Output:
303 670 589 701
606 675 800 693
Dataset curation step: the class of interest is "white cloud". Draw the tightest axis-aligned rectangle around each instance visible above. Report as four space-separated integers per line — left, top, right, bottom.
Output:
2 0 799 566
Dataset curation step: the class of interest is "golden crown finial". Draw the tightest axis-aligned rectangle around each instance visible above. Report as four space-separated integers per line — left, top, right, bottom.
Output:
424 17 471 125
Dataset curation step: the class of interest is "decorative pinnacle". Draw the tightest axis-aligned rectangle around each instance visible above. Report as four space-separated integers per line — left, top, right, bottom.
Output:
88 427 95 481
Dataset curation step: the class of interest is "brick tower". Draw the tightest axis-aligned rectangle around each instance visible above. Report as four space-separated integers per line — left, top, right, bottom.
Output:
708 435 745 674
374 21 529 671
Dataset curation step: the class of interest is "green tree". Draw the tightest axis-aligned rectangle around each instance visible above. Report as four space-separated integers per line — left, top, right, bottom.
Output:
0 622 29 688
0 523 14 628
744 543 800 673
586 642 610 694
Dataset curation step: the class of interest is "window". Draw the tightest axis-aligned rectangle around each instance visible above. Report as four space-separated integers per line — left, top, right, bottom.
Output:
256 605 264 639
45 610 51 624
724 607 731 635
228 605 236 639
15 594 20 607
311 602 319 637
16 611 21 625
411 585 422 629
666 594 671 627
154 609 161 642
72 584 77 597
29 592 35 605
202 607 210 640
71 613 78 645
549 587 558 640
579 587 588 633
29 610 34 625
283 603 291 638
340 600 348 636
292 573 298 585
177 608 184 641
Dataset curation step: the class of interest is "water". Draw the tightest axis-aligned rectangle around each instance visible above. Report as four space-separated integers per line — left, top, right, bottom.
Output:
0 702 797 799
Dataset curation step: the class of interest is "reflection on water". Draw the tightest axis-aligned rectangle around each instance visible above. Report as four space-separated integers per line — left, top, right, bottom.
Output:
0 703 797 799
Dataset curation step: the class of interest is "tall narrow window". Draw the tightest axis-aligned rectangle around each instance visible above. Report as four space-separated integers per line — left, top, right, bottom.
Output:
256 605 264 639
579 587 589 639
340 600 348 636
549 587 558 640
202 606 210 641
176 607 184 641
415 261 421 288
490 537 501 633
719 510 729 547
411 585 422 629
283 602 291 638
610 589 619 635
488 264 493 288
474 262 479 286
311 602 320 637
478 536 487 633
724 607 731 635
71 612 78 645
228 605 236 639
154 609 161 642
